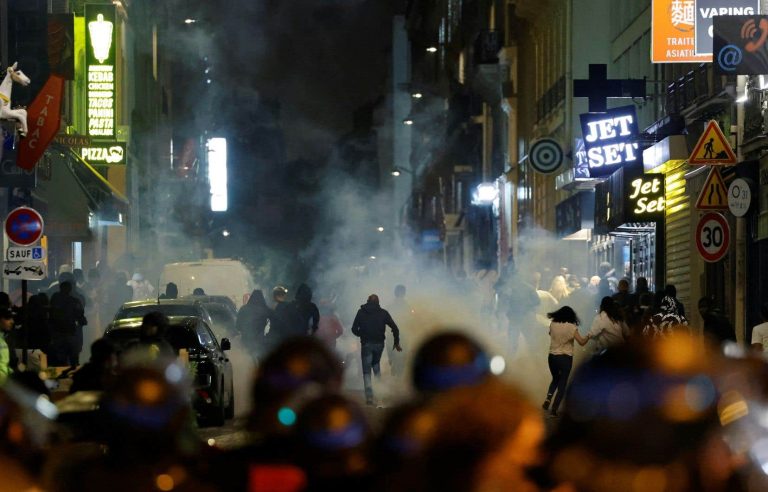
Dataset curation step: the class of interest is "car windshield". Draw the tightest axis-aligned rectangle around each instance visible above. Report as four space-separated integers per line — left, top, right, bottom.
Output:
204 304 234 323
115 304 198 320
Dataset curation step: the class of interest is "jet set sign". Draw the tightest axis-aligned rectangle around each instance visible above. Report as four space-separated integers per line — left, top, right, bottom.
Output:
579 106 640 177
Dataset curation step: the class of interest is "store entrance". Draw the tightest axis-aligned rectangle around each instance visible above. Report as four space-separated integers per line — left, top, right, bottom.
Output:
610 223 657 292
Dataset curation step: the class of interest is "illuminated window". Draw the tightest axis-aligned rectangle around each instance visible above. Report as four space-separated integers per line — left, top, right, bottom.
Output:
207 138 228 212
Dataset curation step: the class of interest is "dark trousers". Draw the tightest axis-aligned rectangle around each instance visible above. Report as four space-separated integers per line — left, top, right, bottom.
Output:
360 342 384 402
49 335 80 366
545 354 573 413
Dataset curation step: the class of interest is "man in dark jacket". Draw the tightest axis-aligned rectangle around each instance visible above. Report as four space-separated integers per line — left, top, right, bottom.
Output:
283 284 320 337
49 282 87 366
351 294 401 405
236 289 272 358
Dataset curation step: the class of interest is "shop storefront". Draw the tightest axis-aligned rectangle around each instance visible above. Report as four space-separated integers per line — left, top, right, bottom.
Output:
592 163 664 292
555 190 595 280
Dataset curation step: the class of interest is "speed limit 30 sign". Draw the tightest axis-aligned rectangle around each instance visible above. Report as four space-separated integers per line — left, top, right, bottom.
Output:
696 212 730 263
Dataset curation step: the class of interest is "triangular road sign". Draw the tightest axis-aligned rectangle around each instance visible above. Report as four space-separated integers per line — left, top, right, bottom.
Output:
689 120 736 165
695 167 729 210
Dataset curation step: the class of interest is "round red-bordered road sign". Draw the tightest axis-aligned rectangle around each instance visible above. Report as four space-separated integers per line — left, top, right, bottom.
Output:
4 207 44 246
696 212 730 263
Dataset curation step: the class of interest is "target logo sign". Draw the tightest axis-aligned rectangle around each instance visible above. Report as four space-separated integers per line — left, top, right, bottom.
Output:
4 207 44 246
696 212 730 263
529 139 564 174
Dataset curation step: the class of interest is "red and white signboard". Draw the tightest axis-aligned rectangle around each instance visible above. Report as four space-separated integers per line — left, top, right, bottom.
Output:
696 212 730 263
4 207 44 246
16 75 65 170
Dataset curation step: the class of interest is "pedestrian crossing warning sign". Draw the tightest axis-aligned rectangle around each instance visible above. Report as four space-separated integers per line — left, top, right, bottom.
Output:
695 167 729 210
689 120 736 165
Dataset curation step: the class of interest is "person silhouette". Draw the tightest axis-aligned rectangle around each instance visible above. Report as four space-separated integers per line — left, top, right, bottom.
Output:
703 137 715 159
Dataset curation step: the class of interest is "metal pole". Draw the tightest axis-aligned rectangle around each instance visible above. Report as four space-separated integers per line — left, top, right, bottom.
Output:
21 278 27 364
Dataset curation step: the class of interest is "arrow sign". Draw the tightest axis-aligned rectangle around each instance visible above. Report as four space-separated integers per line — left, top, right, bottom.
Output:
695 167 729 210
16 75 65 170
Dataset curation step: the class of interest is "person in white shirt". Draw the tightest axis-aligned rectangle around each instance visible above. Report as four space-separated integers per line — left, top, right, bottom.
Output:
589 296 629 353
750 303 768 353
543 306 590 417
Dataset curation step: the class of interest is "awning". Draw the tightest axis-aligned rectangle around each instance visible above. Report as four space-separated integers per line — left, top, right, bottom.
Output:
49 143 128 225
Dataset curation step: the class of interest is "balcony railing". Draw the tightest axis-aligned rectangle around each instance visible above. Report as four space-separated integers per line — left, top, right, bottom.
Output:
664 64 730 116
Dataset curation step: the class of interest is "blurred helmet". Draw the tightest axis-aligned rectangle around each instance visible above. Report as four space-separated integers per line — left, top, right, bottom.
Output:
250 337 343 435
548 333 727 491
412 331 491 394
373 400 438 484
420 380 543 492
294 393 371 484
131 272 144 282
0 380 58 475
99 362 195 460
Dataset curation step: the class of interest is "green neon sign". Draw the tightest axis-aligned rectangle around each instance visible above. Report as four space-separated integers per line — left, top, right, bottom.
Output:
85 4 116 138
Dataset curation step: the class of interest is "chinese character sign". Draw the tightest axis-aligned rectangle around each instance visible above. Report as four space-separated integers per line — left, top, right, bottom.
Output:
652 0 711 63
84 4 116 138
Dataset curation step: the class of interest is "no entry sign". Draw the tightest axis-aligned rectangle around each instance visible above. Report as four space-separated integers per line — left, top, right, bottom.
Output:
696 212 730 262
4 207 44 246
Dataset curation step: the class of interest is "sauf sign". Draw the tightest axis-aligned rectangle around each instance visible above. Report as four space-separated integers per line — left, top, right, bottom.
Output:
625 174 665 222
580 105 640 177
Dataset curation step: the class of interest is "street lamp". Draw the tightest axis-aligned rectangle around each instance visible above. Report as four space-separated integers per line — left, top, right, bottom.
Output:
377 226 385 232
391 166 413 177
426 46 438 53
184 18 197 24
472 183 498 205
403 118 414 125
221 229 230 237
412 92 423 99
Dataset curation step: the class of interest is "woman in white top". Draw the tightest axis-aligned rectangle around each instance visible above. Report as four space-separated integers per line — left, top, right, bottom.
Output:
543 306 590 416
588 296 629 353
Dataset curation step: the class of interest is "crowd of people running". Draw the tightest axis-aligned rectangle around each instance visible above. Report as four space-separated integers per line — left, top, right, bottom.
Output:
3 258 768 491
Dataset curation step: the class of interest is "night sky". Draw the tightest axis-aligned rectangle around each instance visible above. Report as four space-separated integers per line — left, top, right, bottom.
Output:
212 0 394 160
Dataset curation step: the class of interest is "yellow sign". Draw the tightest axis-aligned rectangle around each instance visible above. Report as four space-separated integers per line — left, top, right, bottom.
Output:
689 120 736 165
651 0 711 63
695 167 729 210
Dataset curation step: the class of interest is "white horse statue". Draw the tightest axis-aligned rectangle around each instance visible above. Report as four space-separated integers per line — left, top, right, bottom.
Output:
0 62 31 138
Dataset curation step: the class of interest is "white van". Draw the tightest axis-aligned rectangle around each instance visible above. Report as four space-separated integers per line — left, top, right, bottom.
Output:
160 259 257 309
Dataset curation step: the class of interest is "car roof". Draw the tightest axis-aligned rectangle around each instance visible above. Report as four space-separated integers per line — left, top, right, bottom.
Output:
118 299 208 310
107 315 202 332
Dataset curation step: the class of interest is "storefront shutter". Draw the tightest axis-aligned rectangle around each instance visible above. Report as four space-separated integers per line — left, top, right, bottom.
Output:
664 161 692 310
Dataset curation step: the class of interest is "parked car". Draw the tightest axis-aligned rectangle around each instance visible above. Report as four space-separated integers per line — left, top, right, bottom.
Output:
181 294 237 314
110 298 215 333
104 315 235 426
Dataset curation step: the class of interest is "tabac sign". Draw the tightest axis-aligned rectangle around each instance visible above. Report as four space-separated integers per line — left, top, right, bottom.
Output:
85 4 116 138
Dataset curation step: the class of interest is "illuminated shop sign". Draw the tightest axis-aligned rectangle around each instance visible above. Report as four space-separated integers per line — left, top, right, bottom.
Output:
85 4 116 138
625 175 665 221
80 142 125 165
580 105 640 177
